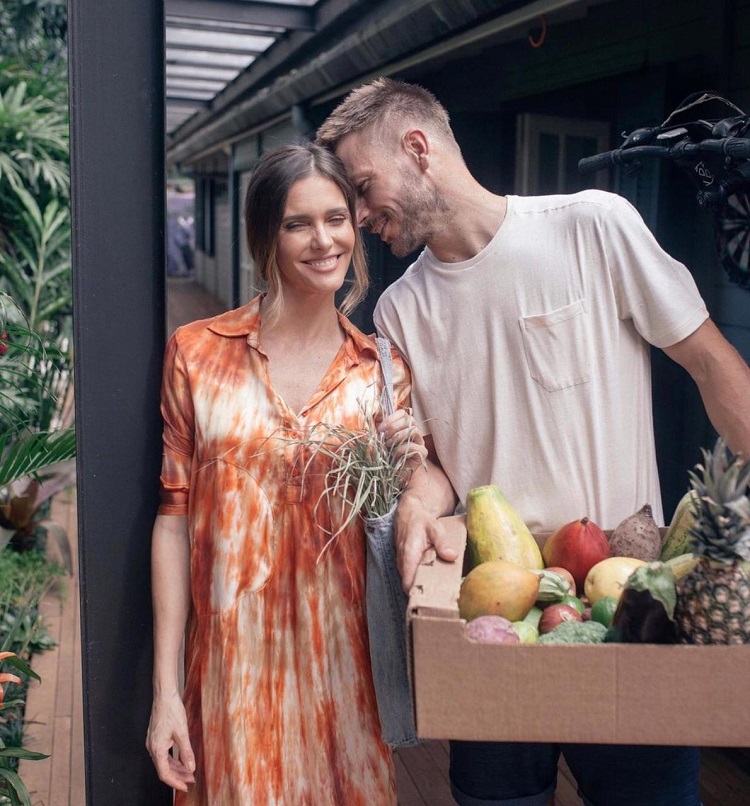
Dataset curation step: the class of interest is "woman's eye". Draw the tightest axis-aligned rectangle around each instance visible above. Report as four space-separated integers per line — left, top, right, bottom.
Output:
329 216 347 226
285 221 305 231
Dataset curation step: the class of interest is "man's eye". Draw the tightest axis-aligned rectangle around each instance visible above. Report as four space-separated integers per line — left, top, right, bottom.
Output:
357 183 369 196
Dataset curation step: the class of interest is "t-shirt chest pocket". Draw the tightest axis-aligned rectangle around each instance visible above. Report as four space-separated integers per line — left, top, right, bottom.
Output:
519 299 591 392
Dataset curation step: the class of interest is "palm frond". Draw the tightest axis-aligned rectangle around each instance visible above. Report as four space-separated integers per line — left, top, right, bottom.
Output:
0 428 76 489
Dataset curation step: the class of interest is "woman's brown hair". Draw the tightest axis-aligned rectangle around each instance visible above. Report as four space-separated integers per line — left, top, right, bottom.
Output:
243 142 368 326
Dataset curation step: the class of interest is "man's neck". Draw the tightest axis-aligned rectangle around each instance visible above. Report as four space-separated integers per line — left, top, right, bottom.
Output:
428 188 507 264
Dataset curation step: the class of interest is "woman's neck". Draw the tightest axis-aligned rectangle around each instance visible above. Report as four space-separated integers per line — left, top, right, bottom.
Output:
260 292 343 344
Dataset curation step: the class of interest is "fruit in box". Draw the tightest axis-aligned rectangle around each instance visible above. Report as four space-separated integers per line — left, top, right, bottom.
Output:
584 556 647 604
538 603 582 635
609 503 661 562
609 562 678 644
542 517 610 590
458 559 540 622
465 615 520 645
675 439 750 645
466 485 543 570
660 490 700 561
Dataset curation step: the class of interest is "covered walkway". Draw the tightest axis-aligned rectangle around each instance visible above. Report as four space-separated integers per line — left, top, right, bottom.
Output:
17 278 750 805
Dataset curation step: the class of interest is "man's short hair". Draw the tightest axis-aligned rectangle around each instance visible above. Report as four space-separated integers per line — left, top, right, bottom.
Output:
316 77 458 153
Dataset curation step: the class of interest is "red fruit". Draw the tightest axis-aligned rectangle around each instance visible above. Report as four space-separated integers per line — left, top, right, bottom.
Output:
538 603 582 635
542 517 611 591
0 331 7 356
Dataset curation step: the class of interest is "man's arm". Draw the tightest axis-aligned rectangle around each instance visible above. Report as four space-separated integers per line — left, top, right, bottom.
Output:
663 318 750 455
395 435 459 592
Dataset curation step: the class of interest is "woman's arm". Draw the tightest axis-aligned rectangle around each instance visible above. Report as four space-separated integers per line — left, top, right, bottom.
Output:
146 514 196 792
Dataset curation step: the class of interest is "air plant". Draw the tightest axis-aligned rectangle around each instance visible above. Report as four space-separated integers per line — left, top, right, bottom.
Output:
291 414 424 561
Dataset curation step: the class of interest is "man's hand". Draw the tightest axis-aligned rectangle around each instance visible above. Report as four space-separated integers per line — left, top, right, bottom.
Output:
395 491 459 592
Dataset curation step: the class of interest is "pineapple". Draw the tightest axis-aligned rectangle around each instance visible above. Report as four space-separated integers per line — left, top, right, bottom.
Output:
674 438 750 644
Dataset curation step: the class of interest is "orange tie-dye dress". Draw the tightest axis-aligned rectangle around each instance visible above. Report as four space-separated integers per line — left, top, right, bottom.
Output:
158 296 407 805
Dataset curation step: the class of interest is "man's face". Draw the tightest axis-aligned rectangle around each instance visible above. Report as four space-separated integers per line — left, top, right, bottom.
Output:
335 131 442 258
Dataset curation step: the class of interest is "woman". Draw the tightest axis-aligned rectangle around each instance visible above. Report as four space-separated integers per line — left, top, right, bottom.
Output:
146 143 424 804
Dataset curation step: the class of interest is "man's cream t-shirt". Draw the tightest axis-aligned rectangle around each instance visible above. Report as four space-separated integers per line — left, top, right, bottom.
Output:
374 190 708 531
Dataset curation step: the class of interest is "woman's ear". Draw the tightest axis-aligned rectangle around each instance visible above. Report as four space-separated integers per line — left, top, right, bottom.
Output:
402 129 429 170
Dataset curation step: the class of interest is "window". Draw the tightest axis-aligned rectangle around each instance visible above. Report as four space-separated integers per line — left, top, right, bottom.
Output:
515 113 610 195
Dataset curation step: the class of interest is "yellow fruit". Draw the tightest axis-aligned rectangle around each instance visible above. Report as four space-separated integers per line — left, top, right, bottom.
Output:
660 490 699 561
466 485 543 570
458 559 541 622
584 556 647 604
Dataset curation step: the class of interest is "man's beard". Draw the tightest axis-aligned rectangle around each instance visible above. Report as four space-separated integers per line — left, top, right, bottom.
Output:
373 171 449 258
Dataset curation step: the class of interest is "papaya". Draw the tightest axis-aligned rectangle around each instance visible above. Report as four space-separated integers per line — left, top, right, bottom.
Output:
466 485 544 571
459 559 541 622
660 490 699 561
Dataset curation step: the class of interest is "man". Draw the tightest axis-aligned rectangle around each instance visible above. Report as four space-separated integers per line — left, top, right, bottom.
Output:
317 78 750 806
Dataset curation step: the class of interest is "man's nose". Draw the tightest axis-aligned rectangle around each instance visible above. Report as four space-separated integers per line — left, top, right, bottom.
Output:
355 199 370 227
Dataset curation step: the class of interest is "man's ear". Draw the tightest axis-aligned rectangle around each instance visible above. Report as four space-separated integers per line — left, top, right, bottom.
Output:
402 128 430 170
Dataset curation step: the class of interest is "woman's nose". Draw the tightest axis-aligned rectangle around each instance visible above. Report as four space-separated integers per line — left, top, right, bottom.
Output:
311 223 333 249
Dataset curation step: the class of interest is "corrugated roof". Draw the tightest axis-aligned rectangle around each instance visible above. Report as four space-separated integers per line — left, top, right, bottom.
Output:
165 0 319 134
165 0 617 166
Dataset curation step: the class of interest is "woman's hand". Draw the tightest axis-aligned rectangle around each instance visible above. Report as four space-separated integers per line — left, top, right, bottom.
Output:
146 690 196 792
378 410 428 475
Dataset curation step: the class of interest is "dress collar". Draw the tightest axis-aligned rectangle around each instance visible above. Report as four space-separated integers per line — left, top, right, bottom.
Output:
206 294 378 360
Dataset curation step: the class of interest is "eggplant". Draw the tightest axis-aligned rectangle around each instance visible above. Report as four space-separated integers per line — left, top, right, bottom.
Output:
609 562 678 644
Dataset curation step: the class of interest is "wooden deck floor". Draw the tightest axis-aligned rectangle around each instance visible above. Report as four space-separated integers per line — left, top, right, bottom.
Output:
14 277 750 805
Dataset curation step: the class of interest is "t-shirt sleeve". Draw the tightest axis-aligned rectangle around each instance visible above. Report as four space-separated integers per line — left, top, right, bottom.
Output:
390 346 412 411
158 333 195 516
374 295 430 437
602 195 708 348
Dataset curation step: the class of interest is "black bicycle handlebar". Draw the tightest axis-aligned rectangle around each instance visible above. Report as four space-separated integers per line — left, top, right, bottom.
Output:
578 146 668 174
578 137 750 175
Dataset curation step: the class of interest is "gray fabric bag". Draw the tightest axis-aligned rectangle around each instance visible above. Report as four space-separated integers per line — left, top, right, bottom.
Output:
362 337 420 748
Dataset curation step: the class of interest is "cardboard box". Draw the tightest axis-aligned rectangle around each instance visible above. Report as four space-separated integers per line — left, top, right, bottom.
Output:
407 515 750 746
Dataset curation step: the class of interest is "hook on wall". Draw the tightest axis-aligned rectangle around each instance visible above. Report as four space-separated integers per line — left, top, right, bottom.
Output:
528 14 547 49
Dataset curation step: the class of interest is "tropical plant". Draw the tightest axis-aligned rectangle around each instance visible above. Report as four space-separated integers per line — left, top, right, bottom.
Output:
0 555 58 806
0 82 69 198
0 0 67 66
0 543 61 804
0 295 75 564
0 651 48 806
0 189 71 333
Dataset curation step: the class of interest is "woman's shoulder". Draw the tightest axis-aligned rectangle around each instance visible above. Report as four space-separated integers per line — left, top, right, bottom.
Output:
170 296 262 348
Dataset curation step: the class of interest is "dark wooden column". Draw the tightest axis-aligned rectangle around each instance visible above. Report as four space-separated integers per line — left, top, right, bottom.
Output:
68 1 170 802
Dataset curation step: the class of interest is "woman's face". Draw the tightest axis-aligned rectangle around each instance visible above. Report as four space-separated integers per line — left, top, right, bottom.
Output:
274 173 355 302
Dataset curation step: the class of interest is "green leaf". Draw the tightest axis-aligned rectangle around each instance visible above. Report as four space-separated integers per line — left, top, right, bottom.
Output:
0 766 32 806
0 747 49 761
0 428 76 488
2 654 39 683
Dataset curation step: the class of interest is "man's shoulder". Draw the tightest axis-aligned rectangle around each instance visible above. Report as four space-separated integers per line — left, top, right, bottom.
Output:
375 255 426 312
513 189 629 220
